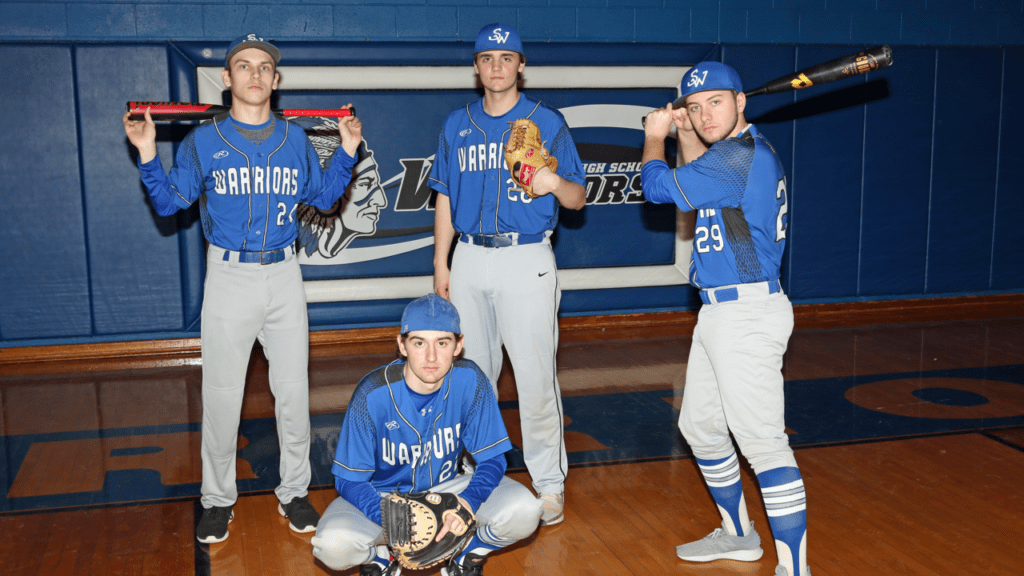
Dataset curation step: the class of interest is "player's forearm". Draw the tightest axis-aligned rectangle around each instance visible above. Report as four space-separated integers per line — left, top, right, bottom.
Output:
642 135 667 166
306 146 357 210
458 454 507 512
433 193 456 271
549 178 586 210
337 476 383 524
678 131 709 165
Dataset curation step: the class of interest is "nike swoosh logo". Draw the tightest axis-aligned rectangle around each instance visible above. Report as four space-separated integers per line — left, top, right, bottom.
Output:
538 271 550 277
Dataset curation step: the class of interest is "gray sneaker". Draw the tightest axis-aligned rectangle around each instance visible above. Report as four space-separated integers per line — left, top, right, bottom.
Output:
775 566 812 576
675 520 763 562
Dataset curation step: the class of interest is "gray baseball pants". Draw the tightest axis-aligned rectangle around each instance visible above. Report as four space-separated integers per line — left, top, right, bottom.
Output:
199 244 312 509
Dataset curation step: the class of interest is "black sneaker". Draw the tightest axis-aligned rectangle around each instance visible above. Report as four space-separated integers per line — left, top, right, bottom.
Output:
278 495 320 533
196 505 233 543
359 561 402 576
440 553 486 576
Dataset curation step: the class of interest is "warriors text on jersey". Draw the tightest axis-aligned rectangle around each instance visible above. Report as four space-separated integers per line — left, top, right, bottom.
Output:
640 124 788 290
138 113 356 252
428 94 585 235
332 359 512 494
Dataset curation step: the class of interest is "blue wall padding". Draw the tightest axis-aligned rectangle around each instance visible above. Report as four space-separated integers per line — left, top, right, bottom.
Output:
76 44 186 335
859 47 935 296
0 41 1022 347
928 48 1003 294
787 46 875 300
0 46 93 341
993 48 1024 290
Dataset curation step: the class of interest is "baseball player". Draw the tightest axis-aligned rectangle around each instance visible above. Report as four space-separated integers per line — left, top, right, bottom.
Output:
640 62 809 576
312 294 542 576
428 23 586 525
122 33 362 543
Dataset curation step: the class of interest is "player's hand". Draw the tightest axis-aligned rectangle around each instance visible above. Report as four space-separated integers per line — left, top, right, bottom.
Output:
672 105 695 135
434 495 472 542
337 104 362 157
434 266 451 300
643 103 675 140
527 166 559 198
122 107 158 163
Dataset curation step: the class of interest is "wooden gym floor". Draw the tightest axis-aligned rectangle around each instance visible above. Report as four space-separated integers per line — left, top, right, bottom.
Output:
1 316 1023 575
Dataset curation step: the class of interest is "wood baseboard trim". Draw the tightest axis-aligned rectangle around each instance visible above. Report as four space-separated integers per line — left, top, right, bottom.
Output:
1 293 1020 375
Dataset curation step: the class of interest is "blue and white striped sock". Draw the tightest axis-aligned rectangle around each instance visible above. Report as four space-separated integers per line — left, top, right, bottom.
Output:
696 453 751 536
758 466 808 576
454 525 503 565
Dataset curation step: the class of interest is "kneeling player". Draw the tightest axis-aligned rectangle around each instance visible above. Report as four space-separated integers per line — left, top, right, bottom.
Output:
312 294 542 575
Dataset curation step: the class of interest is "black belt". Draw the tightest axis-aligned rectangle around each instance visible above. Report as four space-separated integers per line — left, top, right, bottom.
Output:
460 232 545 248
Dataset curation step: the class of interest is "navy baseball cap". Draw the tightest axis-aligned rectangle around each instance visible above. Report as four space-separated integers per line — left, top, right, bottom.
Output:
401 294 461 335
226 33 280 67
475 23 523 55
674 62 744 106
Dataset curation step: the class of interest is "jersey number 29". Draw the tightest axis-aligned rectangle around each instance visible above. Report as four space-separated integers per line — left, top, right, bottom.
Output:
775 178 788 243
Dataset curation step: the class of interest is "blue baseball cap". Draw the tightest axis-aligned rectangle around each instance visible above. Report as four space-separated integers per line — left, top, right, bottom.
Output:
674 61 743 106
401 294 461 335
226 33 280 68
475 23 524 56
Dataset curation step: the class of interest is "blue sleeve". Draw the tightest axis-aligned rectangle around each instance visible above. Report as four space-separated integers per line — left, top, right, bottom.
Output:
458 454 506 512
331 377 379 483
549 122 586 187
427 122 450 195
641 138 751 211
337 476 383 525
302 138 357 210
137 130 204 217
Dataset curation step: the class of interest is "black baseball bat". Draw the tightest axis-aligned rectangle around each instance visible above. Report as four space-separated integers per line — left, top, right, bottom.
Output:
744 45 892 97
126 101 355 121
642 45 893 127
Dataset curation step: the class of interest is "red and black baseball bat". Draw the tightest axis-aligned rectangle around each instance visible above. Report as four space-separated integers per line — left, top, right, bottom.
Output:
743 45 892 97
642 45 892 127
126 101 355 121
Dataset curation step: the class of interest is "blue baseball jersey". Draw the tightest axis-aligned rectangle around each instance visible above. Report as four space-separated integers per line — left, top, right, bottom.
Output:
332 359 513 494
138 113 356 252
428 94 585 235
640 124 789 289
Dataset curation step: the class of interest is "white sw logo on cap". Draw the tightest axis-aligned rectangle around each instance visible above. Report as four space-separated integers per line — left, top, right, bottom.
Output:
488 29 510 43
247 33 263 42
687 69 708 89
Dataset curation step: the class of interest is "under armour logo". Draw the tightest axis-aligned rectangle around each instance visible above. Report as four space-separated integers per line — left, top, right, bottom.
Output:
687 69 709 89
488 29 510 44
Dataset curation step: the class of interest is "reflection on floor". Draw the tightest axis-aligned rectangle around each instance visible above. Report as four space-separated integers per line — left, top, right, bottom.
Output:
2 318 1022 575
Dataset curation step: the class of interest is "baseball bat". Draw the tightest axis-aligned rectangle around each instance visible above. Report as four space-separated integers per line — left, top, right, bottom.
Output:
743 45 892 97
642 45 892 127
126 101 355 121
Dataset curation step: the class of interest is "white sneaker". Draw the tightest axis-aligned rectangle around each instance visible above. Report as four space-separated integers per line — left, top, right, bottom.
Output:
538 493 564 526
675 520 763 562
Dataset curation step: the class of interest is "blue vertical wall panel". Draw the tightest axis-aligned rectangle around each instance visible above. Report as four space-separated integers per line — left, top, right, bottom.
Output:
992 48 1024 290
723 45 798 292
0 45 92 340
858 47 935 296
76 44 185 335
788 46 869 300
927 48 1001 294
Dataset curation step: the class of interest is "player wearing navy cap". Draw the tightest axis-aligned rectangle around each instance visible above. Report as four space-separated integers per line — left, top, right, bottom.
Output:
312 294 542 576
641 62 810 576
428 23 586 526
123 33 363 543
